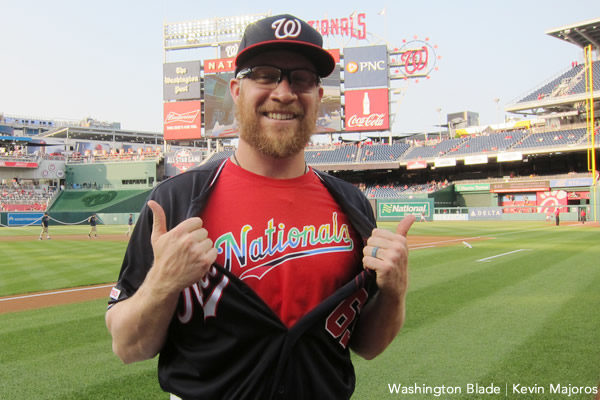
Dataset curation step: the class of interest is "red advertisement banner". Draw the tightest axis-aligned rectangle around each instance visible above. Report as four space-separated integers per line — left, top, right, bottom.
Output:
344 88 389 131
204 58 236 74
0 161 38 168
163 101 202 140
406 160 427 170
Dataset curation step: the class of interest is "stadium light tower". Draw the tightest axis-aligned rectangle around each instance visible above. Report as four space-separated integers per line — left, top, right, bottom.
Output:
163 13 270 56
493 98 501 122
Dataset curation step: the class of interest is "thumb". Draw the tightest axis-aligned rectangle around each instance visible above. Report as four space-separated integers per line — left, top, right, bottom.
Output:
396 214 416 237
147 200 167 238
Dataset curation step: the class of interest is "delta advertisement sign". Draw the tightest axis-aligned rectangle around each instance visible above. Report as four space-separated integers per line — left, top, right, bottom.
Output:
344 88 389 131
163 100 202 140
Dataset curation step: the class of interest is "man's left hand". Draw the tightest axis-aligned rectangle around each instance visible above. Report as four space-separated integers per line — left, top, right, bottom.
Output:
362 215 415 294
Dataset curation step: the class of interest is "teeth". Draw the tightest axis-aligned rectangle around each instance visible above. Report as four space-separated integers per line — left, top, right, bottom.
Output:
266 112 294 120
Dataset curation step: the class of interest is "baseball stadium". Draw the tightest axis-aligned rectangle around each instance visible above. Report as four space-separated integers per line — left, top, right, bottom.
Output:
1 11 599 400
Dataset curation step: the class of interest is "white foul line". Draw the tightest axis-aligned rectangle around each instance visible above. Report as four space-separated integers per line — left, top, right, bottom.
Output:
477 249 531 263
410 236 485 250
0 284 114 302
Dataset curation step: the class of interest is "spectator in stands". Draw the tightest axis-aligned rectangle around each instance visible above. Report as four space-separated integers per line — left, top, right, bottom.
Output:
88 214 98 238
39 212 50 240
105 14 414 400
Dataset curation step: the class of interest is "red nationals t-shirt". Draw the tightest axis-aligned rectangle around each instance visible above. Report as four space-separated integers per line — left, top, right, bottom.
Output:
201 161 362 327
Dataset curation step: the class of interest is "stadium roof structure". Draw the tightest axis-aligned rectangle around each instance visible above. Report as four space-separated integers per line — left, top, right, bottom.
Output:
545 17 600 51
38 126 164 145
505 17 600 118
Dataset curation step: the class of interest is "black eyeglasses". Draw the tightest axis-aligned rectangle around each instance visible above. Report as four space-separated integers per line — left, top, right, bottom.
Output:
235 65 321 92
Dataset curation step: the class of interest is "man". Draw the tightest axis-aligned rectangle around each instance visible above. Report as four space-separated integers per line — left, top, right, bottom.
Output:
105 14 414 400
39 212 50 240
127 213 134 236
88 214 98 238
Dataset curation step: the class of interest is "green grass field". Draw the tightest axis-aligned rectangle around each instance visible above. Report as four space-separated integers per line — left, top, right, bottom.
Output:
1 221 599 399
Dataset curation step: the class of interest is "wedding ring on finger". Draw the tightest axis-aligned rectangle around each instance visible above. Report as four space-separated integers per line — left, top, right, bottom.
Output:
371 246 380 258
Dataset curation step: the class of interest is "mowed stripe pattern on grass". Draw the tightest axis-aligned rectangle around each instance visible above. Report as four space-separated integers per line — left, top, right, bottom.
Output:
0 222 598 399
352 222 600 399
0 226 129 297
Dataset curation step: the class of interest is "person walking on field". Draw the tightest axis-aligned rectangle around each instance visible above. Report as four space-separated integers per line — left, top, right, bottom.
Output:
39 212 50 240
127 213 134 237
88 214 98 238
105 14 414 400
554 207 560 226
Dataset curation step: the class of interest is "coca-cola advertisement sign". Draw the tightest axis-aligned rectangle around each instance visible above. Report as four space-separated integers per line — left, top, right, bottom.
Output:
163 100 202 140
344 88 389 132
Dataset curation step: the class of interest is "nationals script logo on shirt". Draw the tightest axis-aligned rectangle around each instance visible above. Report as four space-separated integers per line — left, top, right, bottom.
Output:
214 212 354 280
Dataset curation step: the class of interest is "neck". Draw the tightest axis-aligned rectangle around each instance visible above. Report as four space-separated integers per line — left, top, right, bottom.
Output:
233 140 308 179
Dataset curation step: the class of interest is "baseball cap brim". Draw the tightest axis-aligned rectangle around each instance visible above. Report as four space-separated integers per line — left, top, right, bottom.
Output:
235 40 336 78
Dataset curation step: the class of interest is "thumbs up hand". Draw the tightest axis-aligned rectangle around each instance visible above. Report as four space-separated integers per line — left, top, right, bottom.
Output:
362 214 415 294
147 200 218 293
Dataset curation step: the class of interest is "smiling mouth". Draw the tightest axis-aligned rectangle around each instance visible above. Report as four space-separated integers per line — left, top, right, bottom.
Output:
263 112 298 120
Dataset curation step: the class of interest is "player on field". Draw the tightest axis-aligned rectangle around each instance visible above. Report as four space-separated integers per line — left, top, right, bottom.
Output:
126 213 134 236
39 212 50 240
105 14 414 400
88 214 98 238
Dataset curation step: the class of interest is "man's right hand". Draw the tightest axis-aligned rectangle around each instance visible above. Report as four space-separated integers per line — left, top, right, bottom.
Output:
147 200 218 293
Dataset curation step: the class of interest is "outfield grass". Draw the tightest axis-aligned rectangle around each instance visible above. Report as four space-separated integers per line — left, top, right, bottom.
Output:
1 221 599 399
0 225 129 296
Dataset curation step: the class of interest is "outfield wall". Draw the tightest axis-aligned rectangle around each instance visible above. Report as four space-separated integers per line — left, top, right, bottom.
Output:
65 161 157 189
374 200 590 222
0 212 140 226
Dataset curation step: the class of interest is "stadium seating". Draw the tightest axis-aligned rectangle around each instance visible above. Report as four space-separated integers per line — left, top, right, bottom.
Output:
357 143 410 162
449 130 528 155
400 137 469 160
305 145 359 164
512 127 587 150
516 60 600 103
0 183 56 212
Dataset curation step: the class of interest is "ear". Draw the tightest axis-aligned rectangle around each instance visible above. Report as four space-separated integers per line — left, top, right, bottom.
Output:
230 78 241 103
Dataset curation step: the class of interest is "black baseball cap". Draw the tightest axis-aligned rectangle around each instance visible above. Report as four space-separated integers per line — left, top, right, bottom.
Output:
235 14 336 78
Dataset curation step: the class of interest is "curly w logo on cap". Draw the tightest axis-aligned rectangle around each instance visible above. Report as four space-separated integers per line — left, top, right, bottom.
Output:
234 14 336 78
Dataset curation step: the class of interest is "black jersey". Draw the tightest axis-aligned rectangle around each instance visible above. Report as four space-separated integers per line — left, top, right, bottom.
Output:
109 160 378 399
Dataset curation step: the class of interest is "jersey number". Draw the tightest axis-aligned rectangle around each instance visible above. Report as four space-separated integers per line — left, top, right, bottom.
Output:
178 266 229 323
325 288 368 348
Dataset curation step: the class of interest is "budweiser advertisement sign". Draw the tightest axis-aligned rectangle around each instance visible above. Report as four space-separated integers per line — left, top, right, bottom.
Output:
344 88 389 132
163 100 202 140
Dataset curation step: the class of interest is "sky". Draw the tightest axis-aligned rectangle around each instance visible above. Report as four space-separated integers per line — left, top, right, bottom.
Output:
1 0 598 136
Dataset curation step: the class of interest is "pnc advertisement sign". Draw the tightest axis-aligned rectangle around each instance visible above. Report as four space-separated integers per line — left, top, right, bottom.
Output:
163 100 202 140
343 45 388 89
163 61 202 101
344 88 389 131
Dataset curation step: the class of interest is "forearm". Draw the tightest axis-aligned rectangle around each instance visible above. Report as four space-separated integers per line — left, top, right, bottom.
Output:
350 290 406 360
105 273 180 364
